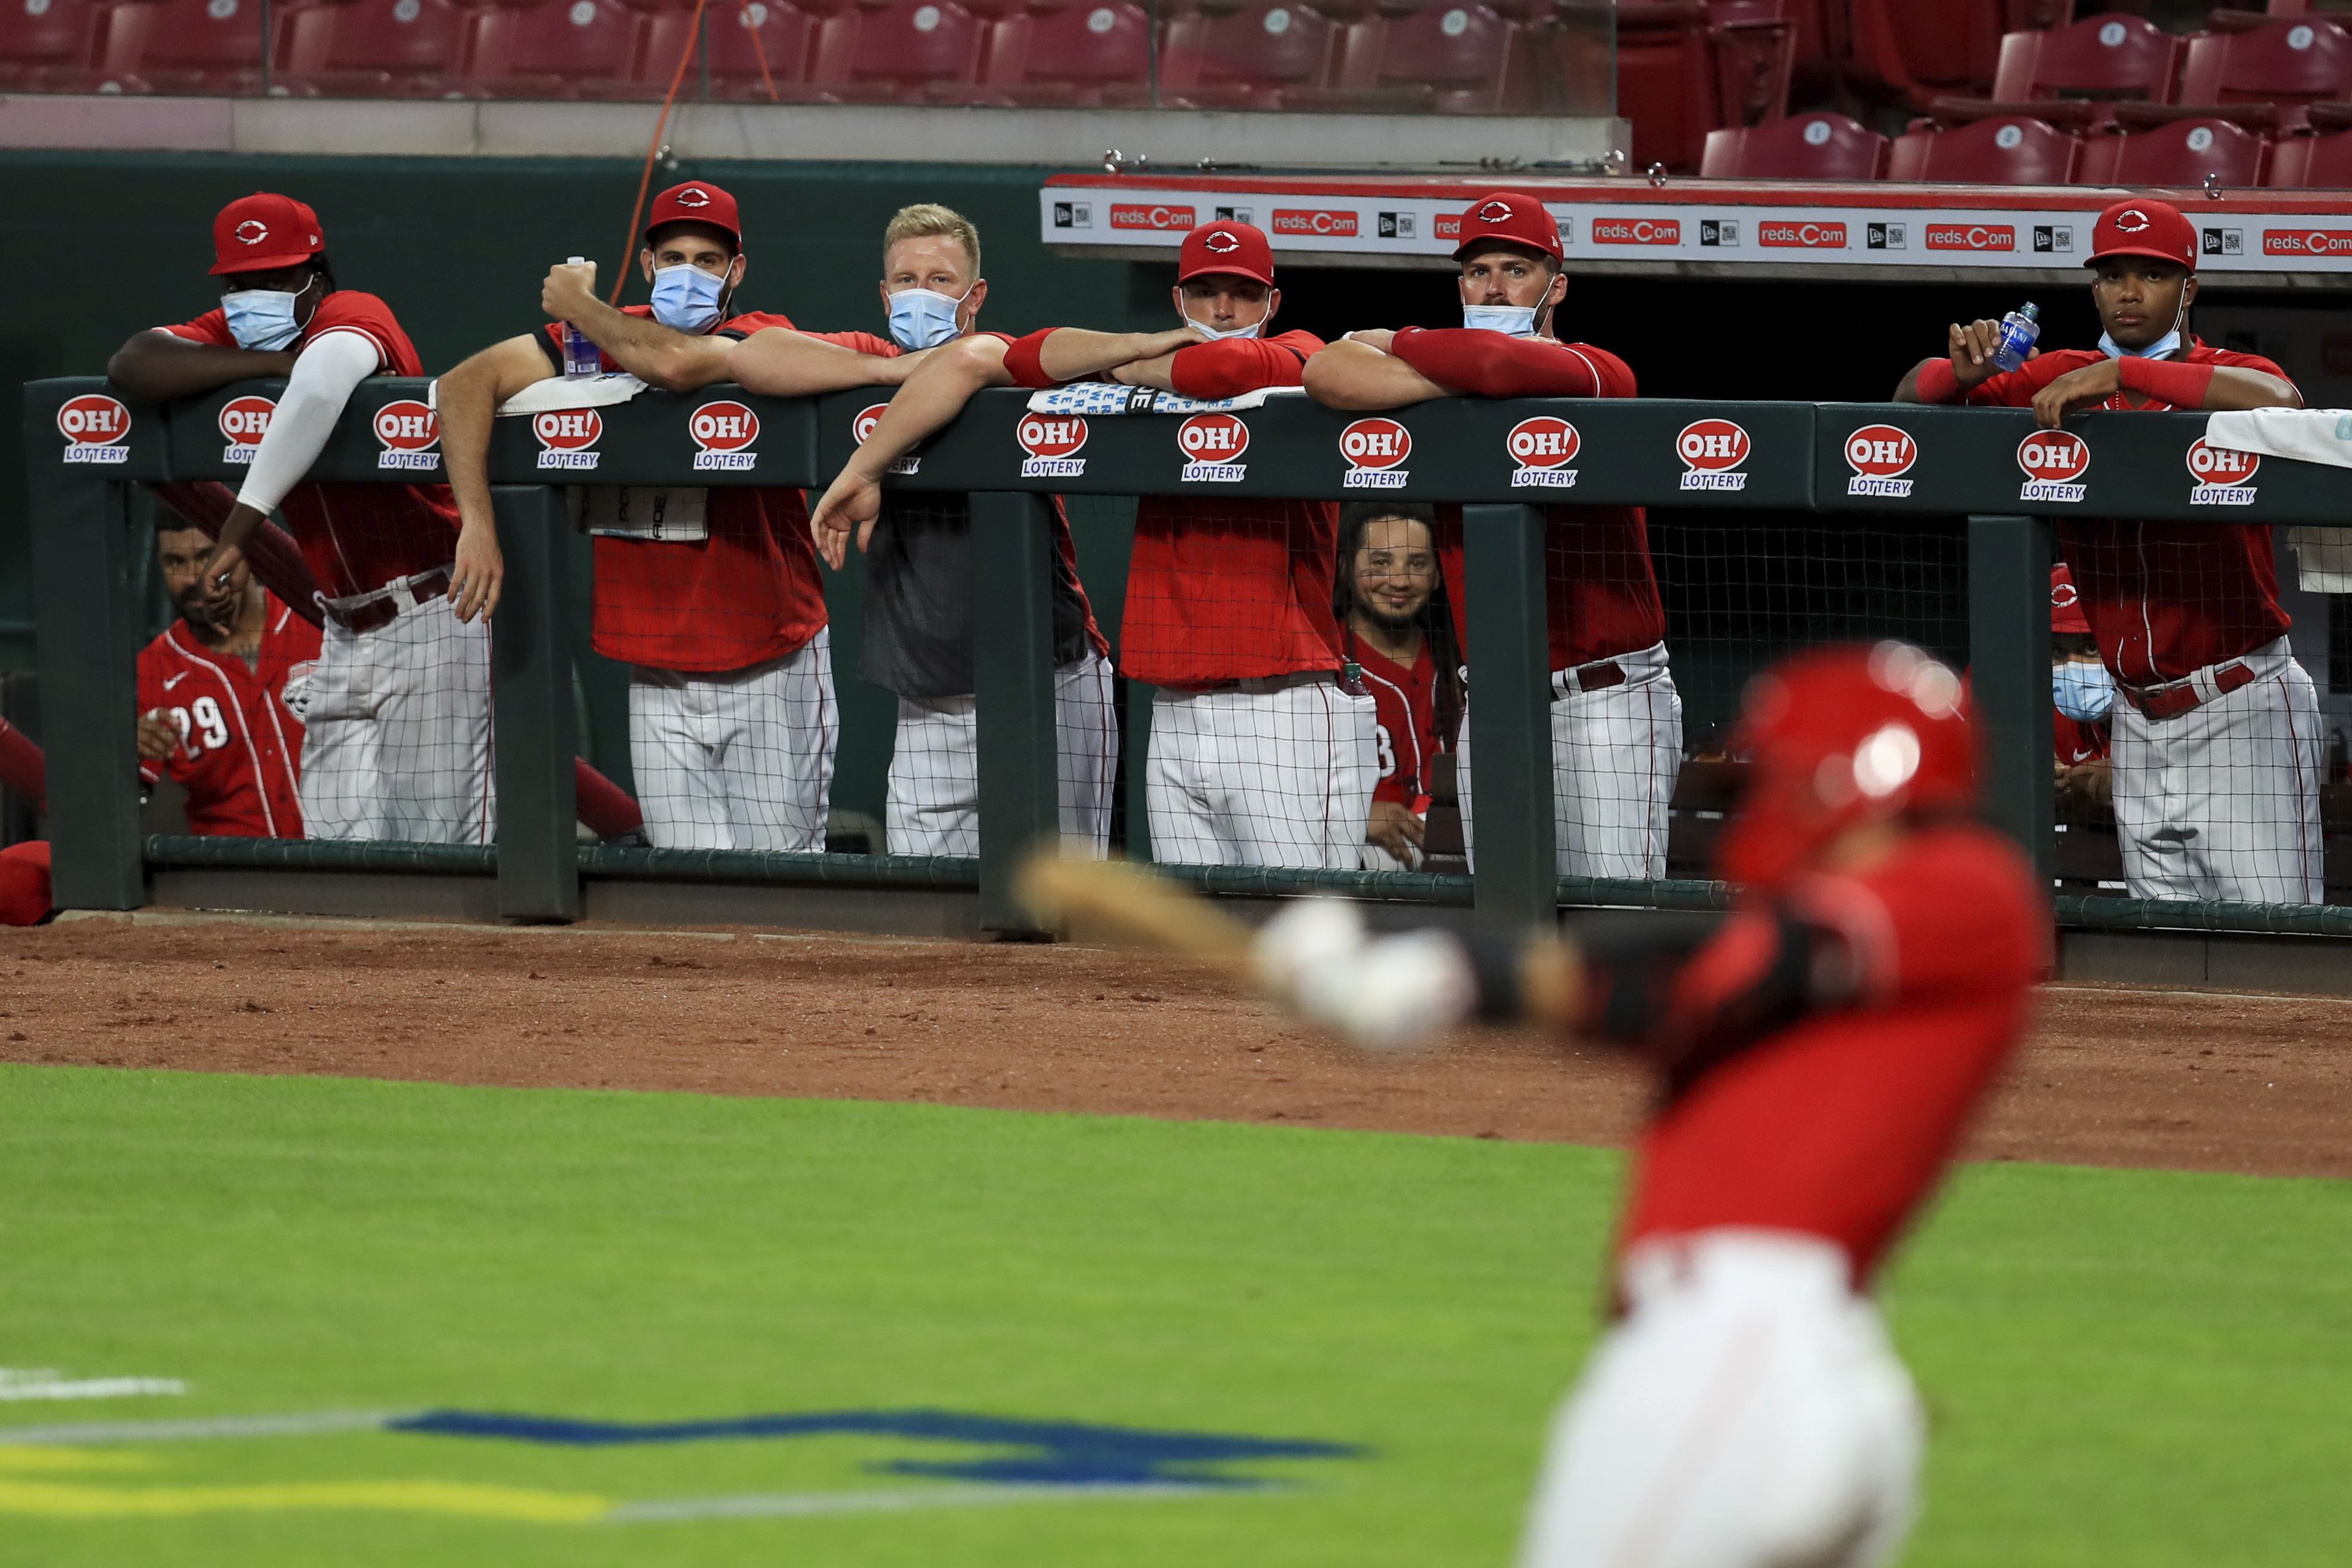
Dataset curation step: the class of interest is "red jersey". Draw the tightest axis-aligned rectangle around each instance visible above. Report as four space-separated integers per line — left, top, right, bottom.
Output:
2057 711 2110 766
1086 331 1345 685
1351 636 1447 805
161 291 463 601
1622 823 2045 1284
136 595 321 839
1395 332 1666 670
538 308 826 672
1941 341 2295 682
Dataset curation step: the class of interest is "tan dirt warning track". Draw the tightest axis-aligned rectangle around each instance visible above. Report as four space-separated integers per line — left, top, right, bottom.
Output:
1 918 2346 1180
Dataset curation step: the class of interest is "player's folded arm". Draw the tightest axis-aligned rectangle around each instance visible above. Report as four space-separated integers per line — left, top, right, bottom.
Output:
1167 338 1312 401
1302 337 1449 411
730 327 905 395
1388 329 1625 401
107 327 293 404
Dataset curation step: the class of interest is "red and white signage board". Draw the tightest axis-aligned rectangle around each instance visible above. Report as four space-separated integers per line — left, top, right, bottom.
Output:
1041 177 2352 280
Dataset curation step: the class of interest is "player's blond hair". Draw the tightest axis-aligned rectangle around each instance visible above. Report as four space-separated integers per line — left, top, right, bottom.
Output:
883 204 982 284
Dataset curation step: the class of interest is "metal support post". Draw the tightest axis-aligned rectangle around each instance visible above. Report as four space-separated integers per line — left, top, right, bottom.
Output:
970 489 1059 935
492 485 580 922
1463 502 1557 932
27 473 143 909
1968 514 2054 888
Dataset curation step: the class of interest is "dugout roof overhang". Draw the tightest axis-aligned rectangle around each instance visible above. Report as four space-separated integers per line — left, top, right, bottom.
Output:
1041 172 2352 288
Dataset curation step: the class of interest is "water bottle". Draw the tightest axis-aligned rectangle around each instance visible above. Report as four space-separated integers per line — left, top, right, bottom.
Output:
1991 302 2041 374
561 257 599 380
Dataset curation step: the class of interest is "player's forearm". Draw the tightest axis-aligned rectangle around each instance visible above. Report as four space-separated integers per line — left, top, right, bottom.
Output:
233 330 377 516
107 330 295 402
733 329 914 395
1303 339 1447 410
1033 327 1179 383
1389 329 1608 399
434 358 505 532
844 337 1008 479
578 307 735 393
1167 339 1304 399
2190 366 2301 412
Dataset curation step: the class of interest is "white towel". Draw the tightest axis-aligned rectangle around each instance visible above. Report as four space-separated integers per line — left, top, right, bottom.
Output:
427 371 649 417
2204 407 2352 468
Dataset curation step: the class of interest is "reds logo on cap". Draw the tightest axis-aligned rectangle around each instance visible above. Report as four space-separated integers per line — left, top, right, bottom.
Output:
2088 197 2195 269
1204 230 1241 254
1178 220 1275 286
1476 199 1515 223
2113 208 2151 233
674 188 711 208
1454 190 1563 261
235 220 269 245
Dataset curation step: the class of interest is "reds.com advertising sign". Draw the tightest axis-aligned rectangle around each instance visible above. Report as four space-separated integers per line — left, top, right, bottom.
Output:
1046 185 2352 277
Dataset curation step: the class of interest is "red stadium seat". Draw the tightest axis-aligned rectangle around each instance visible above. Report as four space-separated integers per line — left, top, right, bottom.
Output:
1156 2 1342 111
1929 13 2182 130
2075 114 2271 186
1284 2 1533 115
1700 110 1888 179
2266 111 2352 186
274 0 474 96
802 0 986 104
961 0 1153 106
1616 1 1797 173
98 0 269 95
1886 113 2081 183
639 0 815 100
0 0 117 90
1844 0 2076 110
2122 14 2352 131
460 0 648 98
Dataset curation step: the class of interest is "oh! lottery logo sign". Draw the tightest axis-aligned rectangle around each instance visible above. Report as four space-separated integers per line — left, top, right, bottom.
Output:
57 392 132 464
1338 418 1410 489
374 401 441 471
2016 430 2089 504
1844 424 1917 498
690 401 760 471
1016 413 1089 478
1177 413 1250 483
1507 416 1579 489
534 408 603 471
1676 418 1750 492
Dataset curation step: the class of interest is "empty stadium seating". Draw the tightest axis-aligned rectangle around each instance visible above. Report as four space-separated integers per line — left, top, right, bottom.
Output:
458 0 649 99
0 0 115 90
2078 113 2271 185
1282 3 1533 115
639 0 815 102
964 0 1154 107
1155 2 1343 111
98 0 272 95
1842 0 2075 110
1928 12 2182 130
1700 109 1887 179
2113 13 2352 130
274 0 471 98
801 0 986 104
1887 113 2080 183
1615 1 1797 173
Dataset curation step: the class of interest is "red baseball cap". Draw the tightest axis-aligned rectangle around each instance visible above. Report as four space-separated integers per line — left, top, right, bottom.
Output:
2051 563 2091 636
1179 220 1275 286
1452 191 1561 262
645 181 743 251
210 192 325 276
2086 198 2195 270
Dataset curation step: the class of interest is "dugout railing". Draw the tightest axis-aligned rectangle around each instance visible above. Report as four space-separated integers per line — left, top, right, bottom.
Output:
24 374 2352 956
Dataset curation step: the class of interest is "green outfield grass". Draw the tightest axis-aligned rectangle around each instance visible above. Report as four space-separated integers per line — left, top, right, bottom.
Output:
0 1063 2345 1567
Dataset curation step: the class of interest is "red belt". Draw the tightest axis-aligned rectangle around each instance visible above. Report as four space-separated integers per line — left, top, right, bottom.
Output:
324 567 451 634
2122 660 2255 721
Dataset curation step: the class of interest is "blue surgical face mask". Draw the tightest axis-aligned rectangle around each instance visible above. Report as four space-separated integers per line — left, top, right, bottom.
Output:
2099 326 2182 361
2054 659 2114 722
222 288 304 351
1461 303 1538 338
650 263 729 333
888 284 973 351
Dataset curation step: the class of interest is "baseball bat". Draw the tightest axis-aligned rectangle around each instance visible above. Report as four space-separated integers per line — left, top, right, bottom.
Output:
1014 854 1254 972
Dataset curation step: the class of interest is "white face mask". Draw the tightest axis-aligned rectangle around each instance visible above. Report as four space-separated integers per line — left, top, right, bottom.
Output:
1180 311 1263 341
1461 303 1538 338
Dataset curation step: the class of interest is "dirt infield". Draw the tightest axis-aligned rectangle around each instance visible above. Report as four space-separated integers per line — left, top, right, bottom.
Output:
3 914 2346 1180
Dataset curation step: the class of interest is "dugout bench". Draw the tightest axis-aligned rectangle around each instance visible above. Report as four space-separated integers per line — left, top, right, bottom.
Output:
24 374 2352 981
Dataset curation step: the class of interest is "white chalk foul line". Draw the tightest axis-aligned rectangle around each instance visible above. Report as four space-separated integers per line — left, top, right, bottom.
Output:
0 1410 404 1445
604 1482 1218 1523
0 1375 187 1404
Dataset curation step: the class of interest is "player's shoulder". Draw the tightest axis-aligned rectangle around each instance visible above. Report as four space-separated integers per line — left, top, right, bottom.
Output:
1555 339 1637 396
720 309 797 334
310 290 403 331
161 310 233 346
799 328 901 357
2191 341 2292 382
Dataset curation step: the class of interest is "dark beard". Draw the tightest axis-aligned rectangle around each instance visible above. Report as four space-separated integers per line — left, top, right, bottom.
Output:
177 596 218 631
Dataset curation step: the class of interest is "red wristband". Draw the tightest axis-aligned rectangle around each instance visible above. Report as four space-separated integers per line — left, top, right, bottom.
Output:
1912 357 1963 404
1001 327 1060 389
2115 355 2216 410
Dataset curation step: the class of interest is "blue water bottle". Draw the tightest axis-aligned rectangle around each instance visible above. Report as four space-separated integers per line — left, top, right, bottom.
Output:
1991 302 2041 374
561 257 599 380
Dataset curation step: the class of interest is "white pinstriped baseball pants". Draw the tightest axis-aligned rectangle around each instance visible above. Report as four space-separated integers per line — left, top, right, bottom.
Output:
1519 1231 1922 1568
1458 644 1683 881
884 651 1116 858
1145 675 1378 871
630 630 837 854
296 593 494 845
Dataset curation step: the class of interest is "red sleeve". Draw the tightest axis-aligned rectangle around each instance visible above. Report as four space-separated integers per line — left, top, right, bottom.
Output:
160 309 234 346
714 310 799 336
2116 355 2217 408
298 292 398 371
796 329 903 358
1167 331 1318 399
1001 327 1061 389
1388 329 1636 399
